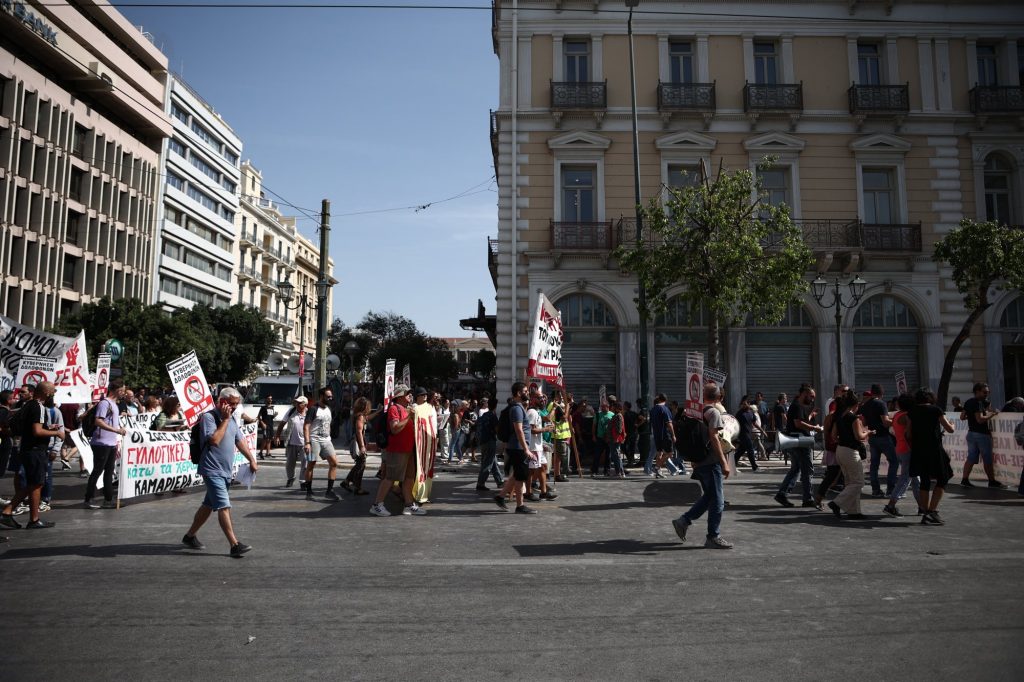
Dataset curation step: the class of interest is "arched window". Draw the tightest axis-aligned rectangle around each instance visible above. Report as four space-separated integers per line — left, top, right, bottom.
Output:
556 293 616 327
852 295 920 394
1000 296 1024 329
655 297 709 327
853 295 917 328
553 293 617 403
746 303 813 327
984 154 1015 225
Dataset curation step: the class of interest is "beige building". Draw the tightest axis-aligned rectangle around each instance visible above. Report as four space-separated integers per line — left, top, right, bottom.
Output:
291 229 336 359
489 0 1024 406
0 0 171 329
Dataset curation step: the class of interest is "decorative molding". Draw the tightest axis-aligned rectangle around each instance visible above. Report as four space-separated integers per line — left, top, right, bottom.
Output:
655 130 718 152
547 130 612 151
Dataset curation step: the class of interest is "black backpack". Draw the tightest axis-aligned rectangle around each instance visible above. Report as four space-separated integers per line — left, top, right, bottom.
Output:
495 405 513 442
674 413 712 462
80 399 108 438
372 409 390 449
189 411 221 465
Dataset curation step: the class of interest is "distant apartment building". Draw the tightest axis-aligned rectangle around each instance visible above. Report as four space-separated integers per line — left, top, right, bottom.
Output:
153 74 241 311
488 0 1024 406
290 230 336 359
0 0 171 328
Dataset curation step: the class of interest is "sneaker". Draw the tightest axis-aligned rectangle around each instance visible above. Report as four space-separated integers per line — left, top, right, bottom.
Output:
325 490 340 501
230 542 252 557
524 492 540 502
402 504 427 516
494 495 509 512
369 503 390 517
181 534 205 550
0 514 21 529
26 519 55 529
921 513 940 526
78 471 89 478
554 475 568 483
774 492 795 508
926 510 944 525
101 500 116 509
801 500 823 510
0 497 8 506
60 460 72 471
541 491 559 501
671 518 690 543
14 503 28 515
514 505 538 514
960 479 974 488
84 500 101 510
475 485 490 491
38 501 51 512
285 478 295 488
882 504 903 518
704 535 733 549
871 489 885 498
988 480 1007 489
827 501 842 519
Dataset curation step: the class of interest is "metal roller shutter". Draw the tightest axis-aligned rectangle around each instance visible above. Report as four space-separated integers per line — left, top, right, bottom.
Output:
560 342 616 405
745 331 815 402
655 343 703 403
853 330 920 396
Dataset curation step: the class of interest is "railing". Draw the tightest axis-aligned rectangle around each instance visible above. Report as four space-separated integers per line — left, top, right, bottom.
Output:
969 85 1024 113
848 84 910 113
795 219 863 249
860 222 922 251
550 81 607 109
658 82 716 111
487 237 498 267
551 221 615 250
744 82 803 112
239 230 256 245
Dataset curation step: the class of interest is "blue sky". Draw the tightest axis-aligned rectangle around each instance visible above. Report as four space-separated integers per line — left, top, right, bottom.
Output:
118 2 498 338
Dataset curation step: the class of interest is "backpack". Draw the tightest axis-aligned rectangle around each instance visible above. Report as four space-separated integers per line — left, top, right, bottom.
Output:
675 414 712 462
80 399 108 438
372 409 390 450
1014 418 1024 448
496 405 513 442
189 411 221 465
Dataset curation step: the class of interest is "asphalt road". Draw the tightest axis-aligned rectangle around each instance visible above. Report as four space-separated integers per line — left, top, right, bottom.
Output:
3 453 1023 681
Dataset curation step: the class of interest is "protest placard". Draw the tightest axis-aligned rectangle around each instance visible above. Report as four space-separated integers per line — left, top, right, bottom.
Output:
166 350 213 427
895 371 908 396
402 363 411 388
14 355 57 390
684 352 705 418
526 293 564 387
120 413 156 431
599 385 607 408
94 353 111 401
0 314 76 393
703 366 727 388
68 428 97 488
384 359 396 410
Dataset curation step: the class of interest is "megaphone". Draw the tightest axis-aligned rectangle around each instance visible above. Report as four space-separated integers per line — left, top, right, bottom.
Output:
267 352 285 371
303 354 314 372
326 354 341 371
776 431 816 451
286 355 301 374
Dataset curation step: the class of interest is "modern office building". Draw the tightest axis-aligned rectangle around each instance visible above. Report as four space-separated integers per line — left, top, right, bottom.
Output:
0 0 171 328
488 0 1024 406
153 74 241 311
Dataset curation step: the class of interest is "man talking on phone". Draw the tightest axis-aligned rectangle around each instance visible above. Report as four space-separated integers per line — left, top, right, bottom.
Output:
182 387 259 557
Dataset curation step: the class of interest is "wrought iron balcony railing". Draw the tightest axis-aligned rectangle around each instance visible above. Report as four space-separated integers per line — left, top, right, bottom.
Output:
551 221 615 250
658 82 716 111
860 222 922 252
744 83 803 112
848 84 910 114
969 86 1024 113
550 81 607 110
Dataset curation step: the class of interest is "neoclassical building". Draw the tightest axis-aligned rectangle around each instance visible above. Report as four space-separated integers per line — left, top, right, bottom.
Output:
488 0 1024 406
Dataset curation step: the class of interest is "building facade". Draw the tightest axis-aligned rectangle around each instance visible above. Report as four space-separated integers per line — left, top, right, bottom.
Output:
489 0 1024 407
0 0 171 328
153 74 241 311
290 229 336 361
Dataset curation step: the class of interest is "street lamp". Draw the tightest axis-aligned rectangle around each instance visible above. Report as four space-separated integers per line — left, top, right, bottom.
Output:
811 274 868 386
314 278 330 393
344 339 360 403
626 0 650 415
277 280 317 397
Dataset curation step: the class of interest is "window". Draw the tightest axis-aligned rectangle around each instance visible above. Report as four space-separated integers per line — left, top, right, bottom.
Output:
181 282 214 306
162 240 181 260
858 43 882 85
190 153 219 182
160 277 179 296
72 124 87 158
667 164 701 189
187 185 219 213
1019 44 1024 86
220 177 236 193
754 41 778 85
219 206 234 222
168 138 185 157
564 40 590 82
561 167 595 222
758 168 791 208
853 295 917 328
556 294 616 327
984 154 1014 225
862 168 896 223
69 168 85 201
167 172 185 191
977 44 999 86
657 298 709 327
669 41 694 84
171 103 189 124
185 250 215 275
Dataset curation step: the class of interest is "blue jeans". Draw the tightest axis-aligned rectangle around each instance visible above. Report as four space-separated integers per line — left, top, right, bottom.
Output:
591 439 608 475
779 447 813 502
643 438 657 475
869 434 898 493
448 431 465 462
889 451 920 503
42 457 54 502
665 455 688 475
608 442 624 475
476 441 503 487
678 462 725 538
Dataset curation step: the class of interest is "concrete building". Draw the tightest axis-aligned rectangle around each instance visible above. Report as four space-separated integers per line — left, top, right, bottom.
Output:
0 0 171 328
153 74 241 311
290 229 336 360
488 0 1024 407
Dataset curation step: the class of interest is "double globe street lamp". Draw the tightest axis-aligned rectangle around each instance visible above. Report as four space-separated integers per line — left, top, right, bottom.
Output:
277 279 329 396
811 274 868 386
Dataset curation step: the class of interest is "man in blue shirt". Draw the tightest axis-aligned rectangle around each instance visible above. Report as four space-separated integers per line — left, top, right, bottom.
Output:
647 393 675 477
494 382 536 514
182 387 258 557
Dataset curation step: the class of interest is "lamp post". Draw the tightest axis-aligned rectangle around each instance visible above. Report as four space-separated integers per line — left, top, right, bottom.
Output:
344 339 360 403
314 278 330 394
277 280 317 397
811 274 867 386
626 0 650 414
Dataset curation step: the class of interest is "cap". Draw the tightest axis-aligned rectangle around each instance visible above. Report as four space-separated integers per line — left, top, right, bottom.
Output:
295 396 308 404
393 383 410 398
862 390 874 398
413 387 428 397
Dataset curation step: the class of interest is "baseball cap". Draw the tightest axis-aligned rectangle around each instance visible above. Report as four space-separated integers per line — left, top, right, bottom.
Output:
294 396 308 405
393 383 411 398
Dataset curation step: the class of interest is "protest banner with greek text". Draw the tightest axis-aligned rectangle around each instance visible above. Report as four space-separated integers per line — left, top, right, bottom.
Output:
384 359 396 411
14 355 56 390
526 293 564 387
166 350 213 427
52 331 92 404
684 352 704 418
0 314 76 393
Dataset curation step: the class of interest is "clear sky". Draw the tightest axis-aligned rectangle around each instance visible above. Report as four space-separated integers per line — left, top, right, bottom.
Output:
117 1 498 339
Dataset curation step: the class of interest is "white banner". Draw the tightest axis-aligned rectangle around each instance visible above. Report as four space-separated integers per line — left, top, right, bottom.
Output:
95 353 111 394
402 363 411 388
120 413 156 431
14 355 57 390
166 350 213 427
684 352 705 418
945 412 1023 487
384 358 396 411
526 293 564 387
703 366 727 388
68 428 98 489
52 330 92 404
0 314 76 393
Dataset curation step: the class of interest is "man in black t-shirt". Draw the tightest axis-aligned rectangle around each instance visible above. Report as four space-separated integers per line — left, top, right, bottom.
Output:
860 384 896 497
774 384 823 508
961 382 1004 488
770 394 788 453
1 382 63 530
256 396 275 460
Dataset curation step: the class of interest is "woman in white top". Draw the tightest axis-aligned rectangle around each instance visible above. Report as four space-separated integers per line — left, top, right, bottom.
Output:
277 396 309 488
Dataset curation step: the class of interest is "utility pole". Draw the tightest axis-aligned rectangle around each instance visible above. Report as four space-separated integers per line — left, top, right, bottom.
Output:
314 198 331 394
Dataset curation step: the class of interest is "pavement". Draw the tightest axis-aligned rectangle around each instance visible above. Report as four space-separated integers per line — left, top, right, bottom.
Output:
2 449 1023 681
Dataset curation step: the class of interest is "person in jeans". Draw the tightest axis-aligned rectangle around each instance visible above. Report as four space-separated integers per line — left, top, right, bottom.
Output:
774 384 823 508
475 397 503 491
671 393 733 549
276 396 308 488
1 381 63 530
647 394 675 478
960 382 1004 488
182 387 258 556
85 380 126 510
860 384 896 497
883 393 921 517
341 397 375 495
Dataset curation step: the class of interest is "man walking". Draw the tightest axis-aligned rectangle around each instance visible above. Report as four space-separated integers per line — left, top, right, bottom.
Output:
860 384 896 497
1 381 63 530
85 379 127 510
494 382 536 514
647 394 675 478
256 395 275 460
774 384 823 508
304 387 340 500
475 397 503 491
369 384 425 516
961 382 1005 488
182 387 258 557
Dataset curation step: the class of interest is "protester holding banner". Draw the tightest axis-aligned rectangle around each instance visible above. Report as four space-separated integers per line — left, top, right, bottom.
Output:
1 381 63 530
182 387 257 557
85 380 126 510
369 384 425 517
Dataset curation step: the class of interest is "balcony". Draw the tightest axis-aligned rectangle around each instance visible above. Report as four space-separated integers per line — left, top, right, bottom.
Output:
239 230 257 246
658 82 716 111
744 83 803 112
237 265 255 282
550 81 607 110
860 222 922 252
848 84 910 114
487 237 498 289
551 221 616 251
969 86 1024 114
489 110 499 181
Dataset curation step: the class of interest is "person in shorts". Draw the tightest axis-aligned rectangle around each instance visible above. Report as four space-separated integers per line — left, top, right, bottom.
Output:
370 384 425 516
648 393 675 477
304 388 340 500
494 382 537 514
1 382 64 530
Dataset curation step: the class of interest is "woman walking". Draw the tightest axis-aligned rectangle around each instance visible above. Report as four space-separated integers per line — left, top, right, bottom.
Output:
908 388 956 525
827 389 870 520
883 393 921 517
341 397 376 495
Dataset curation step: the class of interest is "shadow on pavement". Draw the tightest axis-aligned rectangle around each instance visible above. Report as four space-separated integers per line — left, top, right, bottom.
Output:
513 538 689 557
0 543 221 560
734 509 918 529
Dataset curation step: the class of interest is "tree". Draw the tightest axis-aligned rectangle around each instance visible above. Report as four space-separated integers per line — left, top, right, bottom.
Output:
327 318 371 377
174 304 278 383
469 349 496 378
355 312 458 388
613 161 813 368
932 219 1024 408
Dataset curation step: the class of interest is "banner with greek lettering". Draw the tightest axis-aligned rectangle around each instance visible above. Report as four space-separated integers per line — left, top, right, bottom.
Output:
95 353 111 400
68 428 98 489
166 350 213 427
703 367 727 388
526 293 564 387
52 330 92 404
0 315 85 397
384 358 396 411
14 355 57 390
120 413 156 431
944 412 1023 488
684 352 704 418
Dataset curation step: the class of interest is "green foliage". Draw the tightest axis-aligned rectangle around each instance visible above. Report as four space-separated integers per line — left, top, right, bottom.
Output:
614 161 813 367
353 312 458 388
52 299 277 387
469 349 496 378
